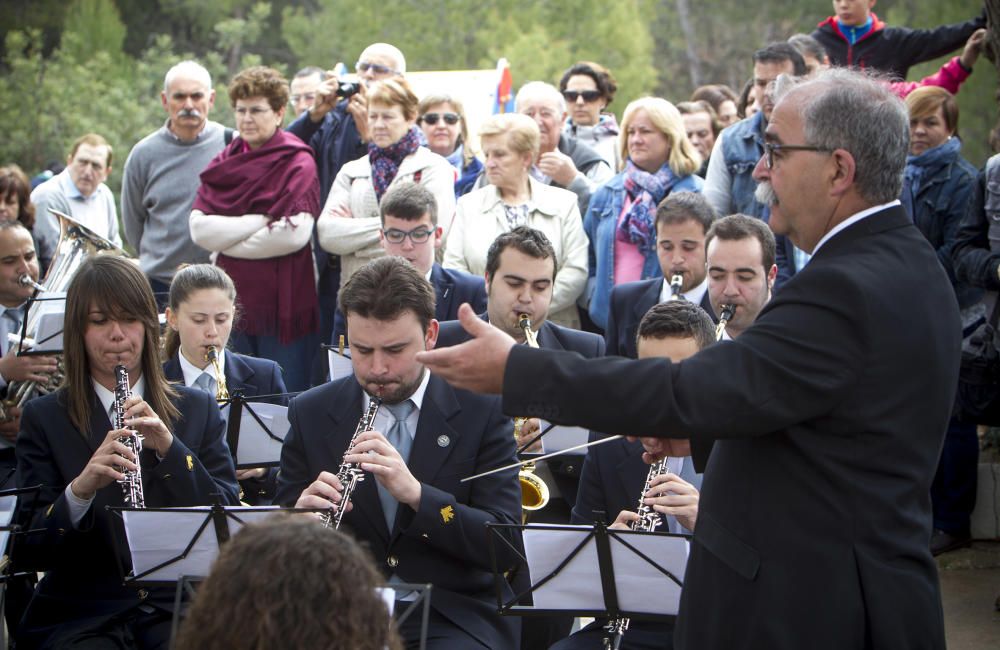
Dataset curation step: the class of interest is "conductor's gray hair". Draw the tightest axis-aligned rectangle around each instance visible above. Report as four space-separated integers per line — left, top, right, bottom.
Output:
776 68 909 205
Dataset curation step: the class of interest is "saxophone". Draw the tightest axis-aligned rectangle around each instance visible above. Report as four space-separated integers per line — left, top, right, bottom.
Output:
604 457 671 650
205 346 230 401
113 364 145 508
667 274 684 300
715 304 736 340
321 396 382 529
514 314 549 517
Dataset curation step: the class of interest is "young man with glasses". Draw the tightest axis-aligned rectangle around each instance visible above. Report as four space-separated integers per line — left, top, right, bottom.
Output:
331 183 486 344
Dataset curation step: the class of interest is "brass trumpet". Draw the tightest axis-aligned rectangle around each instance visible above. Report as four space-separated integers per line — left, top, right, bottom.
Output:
715 305 736 341
205 346 230 401
514 314 549 516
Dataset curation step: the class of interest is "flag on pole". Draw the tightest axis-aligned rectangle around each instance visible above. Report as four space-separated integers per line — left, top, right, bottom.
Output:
494 58 514 114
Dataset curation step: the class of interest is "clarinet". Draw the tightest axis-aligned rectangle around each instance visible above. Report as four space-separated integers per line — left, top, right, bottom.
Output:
113 364 145 508
667 274 684 300
321 396 382 529
604 457 671 650
715 304 736 341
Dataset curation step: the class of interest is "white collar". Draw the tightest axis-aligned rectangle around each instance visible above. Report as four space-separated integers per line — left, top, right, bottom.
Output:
177 348 226 388
92 374 146 421
661 276 708 306
362 368 431 413
810 200 900 257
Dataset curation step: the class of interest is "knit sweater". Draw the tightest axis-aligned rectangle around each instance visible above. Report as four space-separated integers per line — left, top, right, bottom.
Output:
121 121 226 283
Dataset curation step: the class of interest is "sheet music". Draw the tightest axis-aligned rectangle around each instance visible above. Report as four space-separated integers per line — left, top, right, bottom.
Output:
220 402 289 465
327 347 353 381
523 524 689 616
123 506 281 581
19 292 66 353
538 421 590 454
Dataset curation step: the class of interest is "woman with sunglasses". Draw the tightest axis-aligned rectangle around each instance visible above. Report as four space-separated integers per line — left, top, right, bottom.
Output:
189 66 320 393
418 94 483 198
559 61 621 170
318 78 456 296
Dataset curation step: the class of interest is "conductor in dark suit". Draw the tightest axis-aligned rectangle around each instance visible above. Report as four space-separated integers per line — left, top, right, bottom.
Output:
15 256 239 649
276 256 520 649
604 192 717 359
162 264 288 504
331 182 486 345
417 69 962 649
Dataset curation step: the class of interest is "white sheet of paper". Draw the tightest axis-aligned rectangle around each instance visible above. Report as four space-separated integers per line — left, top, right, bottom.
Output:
19 292 66 353
523 524 688 615
379 587 395 616
0 494 16 553
538 421 590 454
123 506 283 581
219 402 289 466
328 348 353 381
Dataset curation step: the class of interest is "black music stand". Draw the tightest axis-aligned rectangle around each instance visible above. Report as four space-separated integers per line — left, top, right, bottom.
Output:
15 292 66 357
485 522 686 624
219 392 291 470
0 483 44 649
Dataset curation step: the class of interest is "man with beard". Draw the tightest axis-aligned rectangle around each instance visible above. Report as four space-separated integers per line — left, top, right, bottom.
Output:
276 256 521 649
122 60 228 306
604 191 717 359
416 68 961 649
706 214 777 340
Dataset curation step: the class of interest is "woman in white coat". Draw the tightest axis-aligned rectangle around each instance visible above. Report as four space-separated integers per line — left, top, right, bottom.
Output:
444 113 588 328
318 77 456 291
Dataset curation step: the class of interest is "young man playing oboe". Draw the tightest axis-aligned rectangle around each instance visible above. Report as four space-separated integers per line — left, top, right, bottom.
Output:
276 256 521 649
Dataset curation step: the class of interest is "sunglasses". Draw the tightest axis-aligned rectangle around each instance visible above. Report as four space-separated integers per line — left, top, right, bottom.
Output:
563 90 602 103
420 112 460 126
355 61 398 76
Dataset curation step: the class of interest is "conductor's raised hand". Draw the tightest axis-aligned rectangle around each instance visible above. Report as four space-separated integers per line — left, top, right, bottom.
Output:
344 430 420 508
295 470 349 519
70 428 138 500
415 303 515 394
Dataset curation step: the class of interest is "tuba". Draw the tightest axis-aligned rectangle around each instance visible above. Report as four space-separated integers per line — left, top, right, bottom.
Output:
0 210 128 421
514 314 550 517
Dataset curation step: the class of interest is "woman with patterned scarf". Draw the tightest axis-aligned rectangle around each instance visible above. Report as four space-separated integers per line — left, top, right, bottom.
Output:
190 66 320 393
584 97 704 331
318 78 456 296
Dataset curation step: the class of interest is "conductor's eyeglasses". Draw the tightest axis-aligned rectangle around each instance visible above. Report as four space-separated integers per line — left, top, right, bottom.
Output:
382 227 434 244
763 142 833 169
420 112 460 126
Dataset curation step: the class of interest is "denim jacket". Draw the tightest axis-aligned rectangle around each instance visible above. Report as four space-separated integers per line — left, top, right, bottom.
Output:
584 171 703 329
720 111 768 219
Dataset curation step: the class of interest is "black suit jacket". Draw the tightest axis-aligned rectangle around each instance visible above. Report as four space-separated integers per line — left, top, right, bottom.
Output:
332 263 488 344
15 386 239 647
437 316 604 358
503 206 960 649
604 279 716 359
275 374 521 648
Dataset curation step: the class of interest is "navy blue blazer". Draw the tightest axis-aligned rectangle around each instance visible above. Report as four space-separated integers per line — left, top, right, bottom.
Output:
15 386 239 647
275 374 521 648
331 263 487 344
604 278 717 359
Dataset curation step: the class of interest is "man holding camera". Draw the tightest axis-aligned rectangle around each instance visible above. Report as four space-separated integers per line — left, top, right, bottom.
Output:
287 42 406 384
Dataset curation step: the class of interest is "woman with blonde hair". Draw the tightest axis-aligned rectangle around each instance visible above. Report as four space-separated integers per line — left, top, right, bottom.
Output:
318 77 456 298
585 96 704 330
444 112 588 328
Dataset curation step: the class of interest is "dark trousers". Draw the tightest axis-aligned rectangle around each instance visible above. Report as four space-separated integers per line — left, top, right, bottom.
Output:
931 415 979 533
394 602 491 649
309 256 341 387
147 278 171 313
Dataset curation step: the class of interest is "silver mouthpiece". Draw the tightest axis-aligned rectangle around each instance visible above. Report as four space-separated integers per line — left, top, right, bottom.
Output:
18 275 44 292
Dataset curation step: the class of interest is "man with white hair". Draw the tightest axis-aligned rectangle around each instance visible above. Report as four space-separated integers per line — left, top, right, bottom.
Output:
514 81 613 217
121 60 228 305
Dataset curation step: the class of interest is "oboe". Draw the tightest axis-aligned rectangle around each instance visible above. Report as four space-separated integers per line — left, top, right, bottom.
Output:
667 274 684 300
715 304 736 340
604 457 671 650
113 364 145 508
321 396 382 529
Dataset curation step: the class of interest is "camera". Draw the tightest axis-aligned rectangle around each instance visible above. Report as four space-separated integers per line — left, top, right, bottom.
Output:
336 82 360 99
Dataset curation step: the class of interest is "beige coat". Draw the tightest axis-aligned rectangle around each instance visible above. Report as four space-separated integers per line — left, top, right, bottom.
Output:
443 177 588 329
317 146 456 289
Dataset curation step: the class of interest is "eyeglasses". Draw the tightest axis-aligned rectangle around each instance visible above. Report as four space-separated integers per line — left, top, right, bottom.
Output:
290 93 316 104
420 112 460 126
763 142 833 169
382 227 434 244
562 90 602 103
234 106 274 119
356 61 399 76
